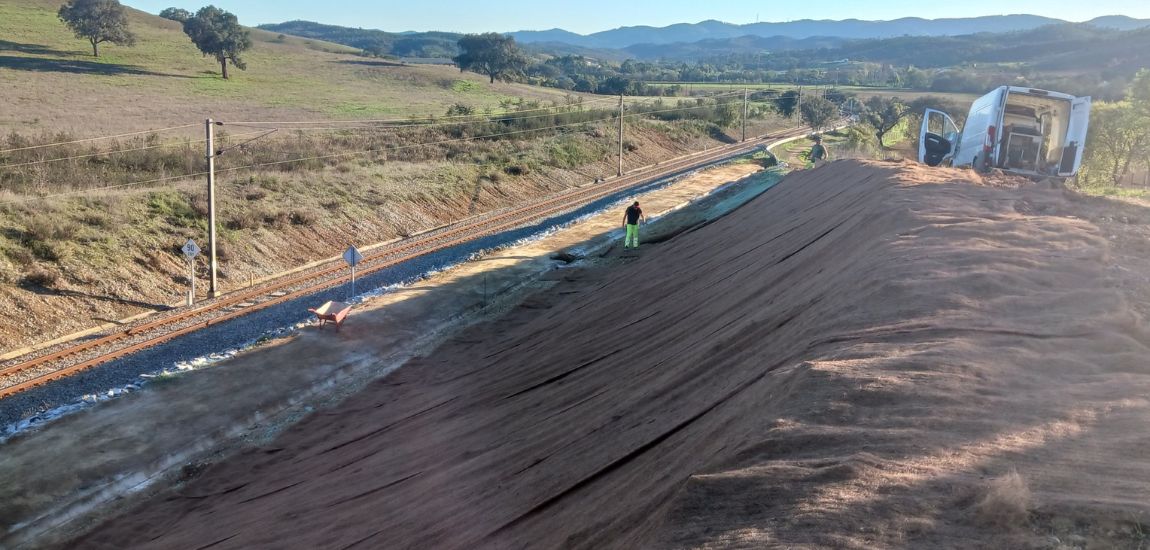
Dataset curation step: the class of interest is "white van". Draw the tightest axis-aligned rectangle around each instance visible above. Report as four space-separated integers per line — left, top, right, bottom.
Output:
919 86 1092 178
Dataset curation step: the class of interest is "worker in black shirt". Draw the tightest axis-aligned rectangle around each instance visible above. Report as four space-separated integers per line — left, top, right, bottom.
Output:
808 134 829 168
622 201 646 248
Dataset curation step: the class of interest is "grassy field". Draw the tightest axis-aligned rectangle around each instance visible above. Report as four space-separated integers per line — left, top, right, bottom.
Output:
0 0 589 135
0 0 799 351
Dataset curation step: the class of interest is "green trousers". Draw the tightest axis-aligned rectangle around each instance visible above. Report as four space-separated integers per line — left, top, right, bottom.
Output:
625 223 640 248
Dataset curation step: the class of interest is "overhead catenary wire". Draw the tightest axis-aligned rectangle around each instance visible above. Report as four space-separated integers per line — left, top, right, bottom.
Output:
220 90 748 129
0 114 617 205
0 123 200 155
221 96 622 127
221 106 617 132
0 130 272 169
214 99 756 174
0 99 774 206
219 91 748 132
0 172 210 205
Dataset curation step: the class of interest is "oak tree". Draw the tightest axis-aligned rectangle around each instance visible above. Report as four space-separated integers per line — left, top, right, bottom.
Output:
453 33 527 84
159 7 191 22
860 96 908 148
800 96 838 131
58 0 136 57
182 5 252 79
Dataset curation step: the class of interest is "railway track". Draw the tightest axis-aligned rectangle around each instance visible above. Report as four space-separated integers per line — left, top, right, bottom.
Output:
0 126 813 399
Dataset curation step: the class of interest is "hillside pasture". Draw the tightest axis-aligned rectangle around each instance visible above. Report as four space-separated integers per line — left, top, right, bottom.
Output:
0 0 588 135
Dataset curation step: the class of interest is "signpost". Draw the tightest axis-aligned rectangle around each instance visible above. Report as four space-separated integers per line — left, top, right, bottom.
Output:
343 245 363 299
182 239 201 306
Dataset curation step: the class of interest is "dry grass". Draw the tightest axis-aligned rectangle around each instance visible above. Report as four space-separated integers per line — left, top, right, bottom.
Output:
973 470 1032 531
0 0 592 136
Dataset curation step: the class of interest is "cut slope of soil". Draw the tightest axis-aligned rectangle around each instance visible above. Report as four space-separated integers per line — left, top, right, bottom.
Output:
72 160 1150 549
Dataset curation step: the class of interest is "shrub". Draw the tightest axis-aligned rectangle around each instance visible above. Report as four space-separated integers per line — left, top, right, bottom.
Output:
224 211 261 230
242 186 268 201
973 470 1031 530
148 190 198 223
22 268 58 287
80 212 112 228
27 240 60 261
24 218 78 242
6 248 35 267
289 208 318 226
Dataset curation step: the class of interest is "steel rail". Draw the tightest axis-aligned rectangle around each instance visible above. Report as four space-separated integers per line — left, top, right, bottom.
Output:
0 125 813 399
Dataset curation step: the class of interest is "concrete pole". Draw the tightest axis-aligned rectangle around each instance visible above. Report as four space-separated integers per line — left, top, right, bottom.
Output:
795 85 805 121
206 118 219 298
742 87 749 142
617 94 624 177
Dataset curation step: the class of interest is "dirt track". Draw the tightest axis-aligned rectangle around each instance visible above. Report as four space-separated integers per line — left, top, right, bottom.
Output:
73 160 1150 549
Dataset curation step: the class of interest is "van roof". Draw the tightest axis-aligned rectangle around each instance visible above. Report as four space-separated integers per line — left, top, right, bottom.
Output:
1002 86 1081 101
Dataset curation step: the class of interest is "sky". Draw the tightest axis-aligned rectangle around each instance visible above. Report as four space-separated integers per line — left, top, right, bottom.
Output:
123 1 1150 34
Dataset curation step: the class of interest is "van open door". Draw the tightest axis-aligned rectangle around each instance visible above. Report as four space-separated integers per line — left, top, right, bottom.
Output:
1058 96 1092 177
919 109 960 167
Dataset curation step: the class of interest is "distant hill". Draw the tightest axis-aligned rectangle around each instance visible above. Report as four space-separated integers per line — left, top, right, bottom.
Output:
510 15 1150 49
258 20 631 62
764 24 1150 71
622 35 846 61
1087 15 1150 30
258 21 461 58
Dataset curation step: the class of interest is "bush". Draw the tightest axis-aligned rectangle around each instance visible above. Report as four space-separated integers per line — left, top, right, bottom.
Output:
289 208 318 226
6 248 35 267
973 471 1031 530
24 218 78 242
224 211 261 230
26 240 61 261
21 268 58 287
80 212 112 228
148 190 198 224
242 186 268 201
261 209 292 228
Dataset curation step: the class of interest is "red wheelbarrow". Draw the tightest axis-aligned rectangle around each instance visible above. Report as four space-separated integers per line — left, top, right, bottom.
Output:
309 301 352 330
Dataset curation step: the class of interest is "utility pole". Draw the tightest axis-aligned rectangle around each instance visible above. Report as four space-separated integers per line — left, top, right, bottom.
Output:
205 118 220 298
797 86 802 120
742 87 749 142
617 94 624 177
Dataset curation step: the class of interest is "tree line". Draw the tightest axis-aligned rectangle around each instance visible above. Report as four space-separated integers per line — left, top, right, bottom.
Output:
56 0 251 79
1079 70 1150 187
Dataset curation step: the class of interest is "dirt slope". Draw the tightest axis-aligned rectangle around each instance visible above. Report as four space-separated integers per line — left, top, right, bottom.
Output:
72 160 1150 549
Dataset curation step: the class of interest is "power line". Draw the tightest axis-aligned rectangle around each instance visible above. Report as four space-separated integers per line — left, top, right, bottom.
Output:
0 124 200 155
221 96 621 127
1 100 761 205
0 115 617 205
0 172 209 205
212 115 623 175
220 91 745 130
220 100 749 174
0 131 270 169
222 106 619 132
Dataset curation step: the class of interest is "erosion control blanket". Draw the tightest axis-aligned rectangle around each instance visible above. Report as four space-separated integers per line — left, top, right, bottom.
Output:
75 160 1150 549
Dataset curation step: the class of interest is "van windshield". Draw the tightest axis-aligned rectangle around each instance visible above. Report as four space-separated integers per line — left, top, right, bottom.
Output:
997 91 1073 176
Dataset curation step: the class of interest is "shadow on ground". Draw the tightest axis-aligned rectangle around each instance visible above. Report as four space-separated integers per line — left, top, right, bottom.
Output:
0 55 191 78
334 59 406 68
0 40 74 56
25 287 172 311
